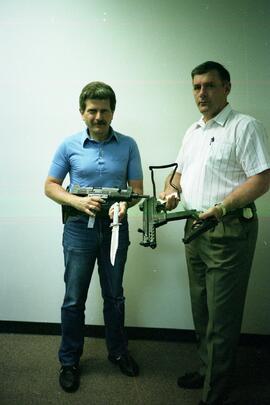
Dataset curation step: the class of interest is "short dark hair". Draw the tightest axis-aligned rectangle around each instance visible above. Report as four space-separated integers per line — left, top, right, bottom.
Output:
191 61 231 83
79 81 116 113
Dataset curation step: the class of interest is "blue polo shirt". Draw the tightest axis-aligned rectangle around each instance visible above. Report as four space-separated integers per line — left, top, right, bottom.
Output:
48 128 143 189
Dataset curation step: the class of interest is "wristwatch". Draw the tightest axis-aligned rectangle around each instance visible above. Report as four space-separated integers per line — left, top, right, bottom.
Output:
215 203 227 217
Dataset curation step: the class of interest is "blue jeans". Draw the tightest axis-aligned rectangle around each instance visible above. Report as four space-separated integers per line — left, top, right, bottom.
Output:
59 214 130 366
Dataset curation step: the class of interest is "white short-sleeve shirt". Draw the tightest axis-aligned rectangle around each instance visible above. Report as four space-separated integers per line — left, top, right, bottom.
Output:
175 104 270 211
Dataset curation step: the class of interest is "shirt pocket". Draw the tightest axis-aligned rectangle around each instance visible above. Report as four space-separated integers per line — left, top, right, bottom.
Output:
208 142 235 172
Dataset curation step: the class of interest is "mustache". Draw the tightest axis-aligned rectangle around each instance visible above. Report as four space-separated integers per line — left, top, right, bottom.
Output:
94 120 107 125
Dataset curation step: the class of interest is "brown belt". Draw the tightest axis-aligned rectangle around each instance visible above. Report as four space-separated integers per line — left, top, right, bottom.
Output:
220 202 256 220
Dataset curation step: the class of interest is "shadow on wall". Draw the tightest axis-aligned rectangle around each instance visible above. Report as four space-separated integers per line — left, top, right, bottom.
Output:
243 216 270 334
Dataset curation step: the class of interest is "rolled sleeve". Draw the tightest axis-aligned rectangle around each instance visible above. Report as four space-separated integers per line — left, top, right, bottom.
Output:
237 120 270 177
127 139 143 180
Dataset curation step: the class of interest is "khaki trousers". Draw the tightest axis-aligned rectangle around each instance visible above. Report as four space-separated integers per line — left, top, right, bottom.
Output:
184 214 258 404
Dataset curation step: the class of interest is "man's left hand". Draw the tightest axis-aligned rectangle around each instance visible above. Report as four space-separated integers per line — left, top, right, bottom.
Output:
199 205 224 221
109 201 128 220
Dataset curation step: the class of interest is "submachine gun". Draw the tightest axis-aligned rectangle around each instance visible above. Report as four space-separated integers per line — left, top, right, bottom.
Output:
138 163 218 248
70 184 146 203
63 185 149 223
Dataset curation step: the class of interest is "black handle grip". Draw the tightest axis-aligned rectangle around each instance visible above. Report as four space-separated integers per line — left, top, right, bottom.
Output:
183 217 218 244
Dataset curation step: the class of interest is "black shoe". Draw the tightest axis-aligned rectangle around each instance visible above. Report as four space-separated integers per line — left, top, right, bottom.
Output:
59 365 80 392
198 401 226 405
198 395 232 405
108 352 139 377
177 371 204 389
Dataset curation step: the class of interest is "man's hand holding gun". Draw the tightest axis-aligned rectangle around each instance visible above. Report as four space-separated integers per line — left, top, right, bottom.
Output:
159 191 180 211
70 194 104 217
70 194 129 221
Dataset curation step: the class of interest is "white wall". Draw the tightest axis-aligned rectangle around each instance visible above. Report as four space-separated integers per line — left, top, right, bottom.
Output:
0 0 270 334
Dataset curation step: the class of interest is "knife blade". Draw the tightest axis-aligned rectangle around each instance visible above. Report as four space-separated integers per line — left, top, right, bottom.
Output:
110 202 121 266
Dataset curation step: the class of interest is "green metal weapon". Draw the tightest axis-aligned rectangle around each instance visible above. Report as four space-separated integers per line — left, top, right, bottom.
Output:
138 164 218 248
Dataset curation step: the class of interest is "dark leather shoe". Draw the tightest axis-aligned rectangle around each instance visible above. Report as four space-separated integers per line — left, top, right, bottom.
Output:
108 353 139 377
198 401 226 405
59 365 80 392
198 396 232 405
177 371 204 389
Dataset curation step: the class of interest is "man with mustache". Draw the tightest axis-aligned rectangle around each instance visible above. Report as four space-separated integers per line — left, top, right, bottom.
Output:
161 61 270 404
45 81 143 392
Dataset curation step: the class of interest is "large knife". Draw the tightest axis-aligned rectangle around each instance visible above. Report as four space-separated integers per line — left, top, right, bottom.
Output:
110 202 121 266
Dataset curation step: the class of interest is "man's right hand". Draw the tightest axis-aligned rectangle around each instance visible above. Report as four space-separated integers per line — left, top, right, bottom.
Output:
44 176 104 216
159 192 180 211
71 196 104 216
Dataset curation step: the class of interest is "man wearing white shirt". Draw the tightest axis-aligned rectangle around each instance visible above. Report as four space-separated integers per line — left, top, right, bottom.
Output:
161 61 270 405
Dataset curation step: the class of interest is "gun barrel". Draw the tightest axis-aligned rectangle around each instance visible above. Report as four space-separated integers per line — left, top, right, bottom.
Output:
131 193 150 200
